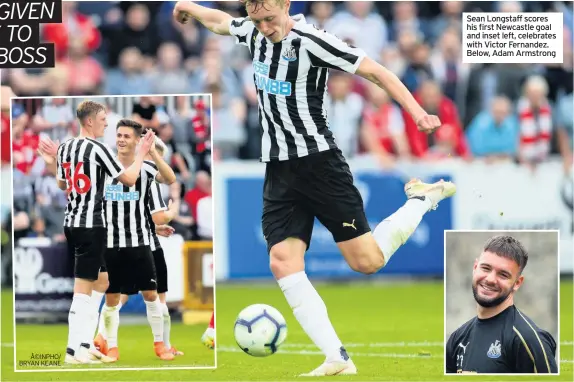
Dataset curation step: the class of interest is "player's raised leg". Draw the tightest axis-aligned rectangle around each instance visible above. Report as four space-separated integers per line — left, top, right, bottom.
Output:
336 178 456 275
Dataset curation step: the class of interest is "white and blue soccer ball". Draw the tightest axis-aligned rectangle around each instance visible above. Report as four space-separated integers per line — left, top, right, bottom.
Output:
234 303 288 357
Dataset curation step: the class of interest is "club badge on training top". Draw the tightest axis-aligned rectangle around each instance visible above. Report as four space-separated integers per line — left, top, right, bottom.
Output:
487 340 502 359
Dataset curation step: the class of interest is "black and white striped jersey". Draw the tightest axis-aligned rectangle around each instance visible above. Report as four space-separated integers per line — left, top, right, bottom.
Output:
229 14 366 162
146 179 167 251
57 138 124 228
104 161 163 248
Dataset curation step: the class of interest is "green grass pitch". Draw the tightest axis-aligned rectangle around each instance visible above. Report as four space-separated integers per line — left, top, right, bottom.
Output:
1 280 572 381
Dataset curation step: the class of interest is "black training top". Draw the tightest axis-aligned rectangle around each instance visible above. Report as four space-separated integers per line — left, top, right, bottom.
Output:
446 305 558 374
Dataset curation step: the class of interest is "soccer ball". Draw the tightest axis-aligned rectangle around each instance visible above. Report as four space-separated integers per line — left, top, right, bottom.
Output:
234 303 287 357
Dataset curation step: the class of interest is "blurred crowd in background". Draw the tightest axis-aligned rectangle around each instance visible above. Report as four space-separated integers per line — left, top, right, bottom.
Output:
0 0 571 171
1 1 573 278
0 95 213 285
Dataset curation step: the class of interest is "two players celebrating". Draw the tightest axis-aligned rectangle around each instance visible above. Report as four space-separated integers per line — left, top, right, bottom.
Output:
38 101 193 363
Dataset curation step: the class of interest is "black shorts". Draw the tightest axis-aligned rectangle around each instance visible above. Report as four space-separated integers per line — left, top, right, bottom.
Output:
64 227 107 281
262 149 370 252
121 248 168 295
104 246 157 294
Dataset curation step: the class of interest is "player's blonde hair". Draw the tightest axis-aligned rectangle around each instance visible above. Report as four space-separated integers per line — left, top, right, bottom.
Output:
76 101 105 125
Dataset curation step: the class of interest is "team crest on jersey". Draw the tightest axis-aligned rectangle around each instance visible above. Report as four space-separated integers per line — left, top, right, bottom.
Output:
486 340 502 359
282 44 297 61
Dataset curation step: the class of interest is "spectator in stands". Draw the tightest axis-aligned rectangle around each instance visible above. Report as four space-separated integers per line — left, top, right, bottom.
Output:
13 169 34 244
150 42 191 94
327 1 388 60
12 104 38 175
189 44 242 98
185 170 211 223
210 82 246 161
430 1 464 44
325 72 364 159
27 217 47 239
556 92 573 175
196 193 212 240
400 40 433 94
105 47 153 95
58 37 105 96
543 31 573 103
159 115 194 186
103 2 159 68
430 27 469 116
43 1 101 60
191 99 211 173
466 96 519 162
6 69 51 97
132 96 160 131
361 81 411 168
157 10 206 72
167 181 194 240
170 96 197 175
404 80 470 160
306 1 335 30
32 98 75 144
389 1 429 42
517 76 553 169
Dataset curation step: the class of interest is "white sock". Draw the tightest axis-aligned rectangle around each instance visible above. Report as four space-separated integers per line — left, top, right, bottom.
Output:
102 303 121 348
89 291 104 343
161 303 172 349
145 298 164 343
66 293 91 355
278 272 345 362
373 198 431 265
97 301 122 340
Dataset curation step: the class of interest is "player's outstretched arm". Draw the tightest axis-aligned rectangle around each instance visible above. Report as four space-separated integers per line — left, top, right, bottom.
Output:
173 1 233 35
356 57 440 134
117 130 154 186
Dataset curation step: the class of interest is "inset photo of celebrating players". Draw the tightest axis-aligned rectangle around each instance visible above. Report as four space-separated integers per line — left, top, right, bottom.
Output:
444 230 559 374
10 94 215 370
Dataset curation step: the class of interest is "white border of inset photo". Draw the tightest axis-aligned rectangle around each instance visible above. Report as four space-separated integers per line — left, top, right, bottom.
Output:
443 229 560 376
9 93 217 373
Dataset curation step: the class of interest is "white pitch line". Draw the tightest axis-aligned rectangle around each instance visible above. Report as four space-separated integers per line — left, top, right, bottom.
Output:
217 346 442 359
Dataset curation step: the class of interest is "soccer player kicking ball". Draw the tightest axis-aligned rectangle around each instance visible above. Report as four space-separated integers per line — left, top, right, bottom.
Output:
94 121 178 362
174 0 455 376
38 102 155 364
94 137 183 358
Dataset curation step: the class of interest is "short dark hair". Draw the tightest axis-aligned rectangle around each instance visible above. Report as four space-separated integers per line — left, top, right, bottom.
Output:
76 101 105 124
483 235 529 274
116 119 143 137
